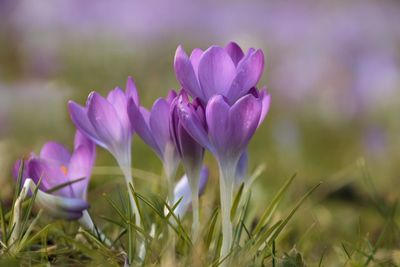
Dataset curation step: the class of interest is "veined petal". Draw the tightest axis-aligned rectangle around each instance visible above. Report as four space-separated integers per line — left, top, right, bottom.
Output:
127 98 161 156
259 89 271 127
87 92 124 152
68 101 106 148
149 98 172 158
177 95 213 153
198 46 236 100
190 48 203 76
206 95 230 157
228 49 264 103
125 76 140 105
39 142 71 166
225 42 245 66
174 45 204 100
107 87 131 135
228 94 262 157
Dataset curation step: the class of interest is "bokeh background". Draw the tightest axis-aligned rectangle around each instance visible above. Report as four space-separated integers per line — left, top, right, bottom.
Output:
1 0 400 264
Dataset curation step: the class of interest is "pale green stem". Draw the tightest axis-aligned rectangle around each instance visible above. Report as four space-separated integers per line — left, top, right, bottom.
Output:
218 162 235 265
187 168 201 240
78 210 112 247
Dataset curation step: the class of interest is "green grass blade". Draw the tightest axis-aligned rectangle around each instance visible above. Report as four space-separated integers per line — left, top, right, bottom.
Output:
253 173 296 234
230 182 244 221
0 196 7 245
204 208 219 249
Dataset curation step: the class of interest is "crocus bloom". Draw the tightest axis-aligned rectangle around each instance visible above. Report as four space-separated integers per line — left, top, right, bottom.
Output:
177 87 270 259
127 90 180 200
174 42 264 105
170 90 205 237
68 77 140 224
13 131 95 220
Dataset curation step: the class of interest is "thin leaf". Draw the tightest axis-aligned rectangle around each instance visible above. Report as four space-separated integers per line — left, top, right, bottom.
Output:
231 183 244 221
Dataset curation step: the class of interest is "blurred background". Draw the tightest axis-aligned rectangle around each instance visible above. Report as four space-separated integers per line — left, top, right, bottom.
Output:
1 0 400 264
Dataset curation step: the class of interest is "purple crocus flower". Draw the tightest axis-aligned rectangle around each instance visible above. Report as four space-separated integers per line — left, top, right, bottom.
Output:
177 90 270 258
170 90 205 236
127 90 180 200
68 77 137 168
13 131 95 220
174 42 264 105
68 77 140 225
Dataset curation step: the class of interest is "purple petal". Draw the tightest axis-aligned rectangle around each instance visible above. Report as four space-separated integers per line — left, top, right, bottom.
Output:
125 76 139 105
28 158 71 197
258 89 271 127
228 94 262 157
107 87 131 135
225 42 245 66
177 121 204 172
235 151 248 186
198 46 236 101
177 95 213 152
68 100 105 148
190 48 203 76
87 92 124 151
127 98 161 156
74 130 95 151
174 45 204 100
39 141 71 165
67 145 95 199
228 49 264 103
149 98 172 158
205 95 230 157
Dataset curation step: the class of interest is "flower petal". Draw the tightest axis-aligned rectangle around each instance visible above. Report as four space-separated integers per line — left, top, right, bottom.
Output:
190 48 203 76
39 142 71 166
107 87 131 135
258 89 271 127
127 98 161 156
225 42 245 66
228 49 264 103
125 76 140 105
205 95 230 157
68 100 106 148
174 45 204 100
149 98 172 158
177 95 213 152
87 92 124 153
228 94 262 157
198 46 236 100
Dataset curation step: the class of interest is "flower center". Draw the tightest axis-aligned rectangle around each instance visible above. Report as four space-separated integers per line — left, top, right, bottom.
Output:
60 165 68 176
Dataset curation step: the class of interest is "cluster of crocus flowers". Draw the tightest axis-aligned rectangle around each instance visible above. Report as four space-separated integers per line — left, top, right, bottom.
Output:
12 41 269 263
174 42 270 258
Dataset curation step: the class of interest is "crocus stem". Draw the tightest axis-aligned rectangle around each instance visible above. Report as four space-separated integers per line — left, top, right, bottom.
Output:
79 210 112 247
218 162 235 264
187 169 201 240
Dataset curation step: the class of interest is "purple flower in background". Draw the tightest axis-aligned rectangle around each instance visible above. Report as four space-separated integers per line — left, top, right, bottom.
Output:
13 131 95 220
170 90 205 236
68 77 141 225
127 90 179 178
174 42 264 105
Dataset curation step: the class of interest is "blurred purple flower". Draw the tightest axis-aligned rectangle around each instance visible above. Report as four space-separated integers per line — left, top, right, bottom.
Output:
174 42 264 105
127 90 179 179
13 131 95 220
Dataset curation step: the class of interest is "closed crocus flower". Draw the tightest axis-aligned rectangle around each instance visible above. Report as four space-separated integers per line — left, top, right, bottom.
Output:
68 77 140 224
170 90 205 237
177 88 270 259
127 90 180 201
174 42 264 105
13 131 95 220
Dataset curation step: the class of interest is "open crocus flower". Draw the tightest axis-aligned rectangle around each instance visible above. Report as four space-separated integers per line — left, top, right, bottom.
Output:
127 90 180 200
174 42 264 105
166 166 209 220
170 90 205 237
68 77 140 224
177 88 270 258
12 131 95 220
